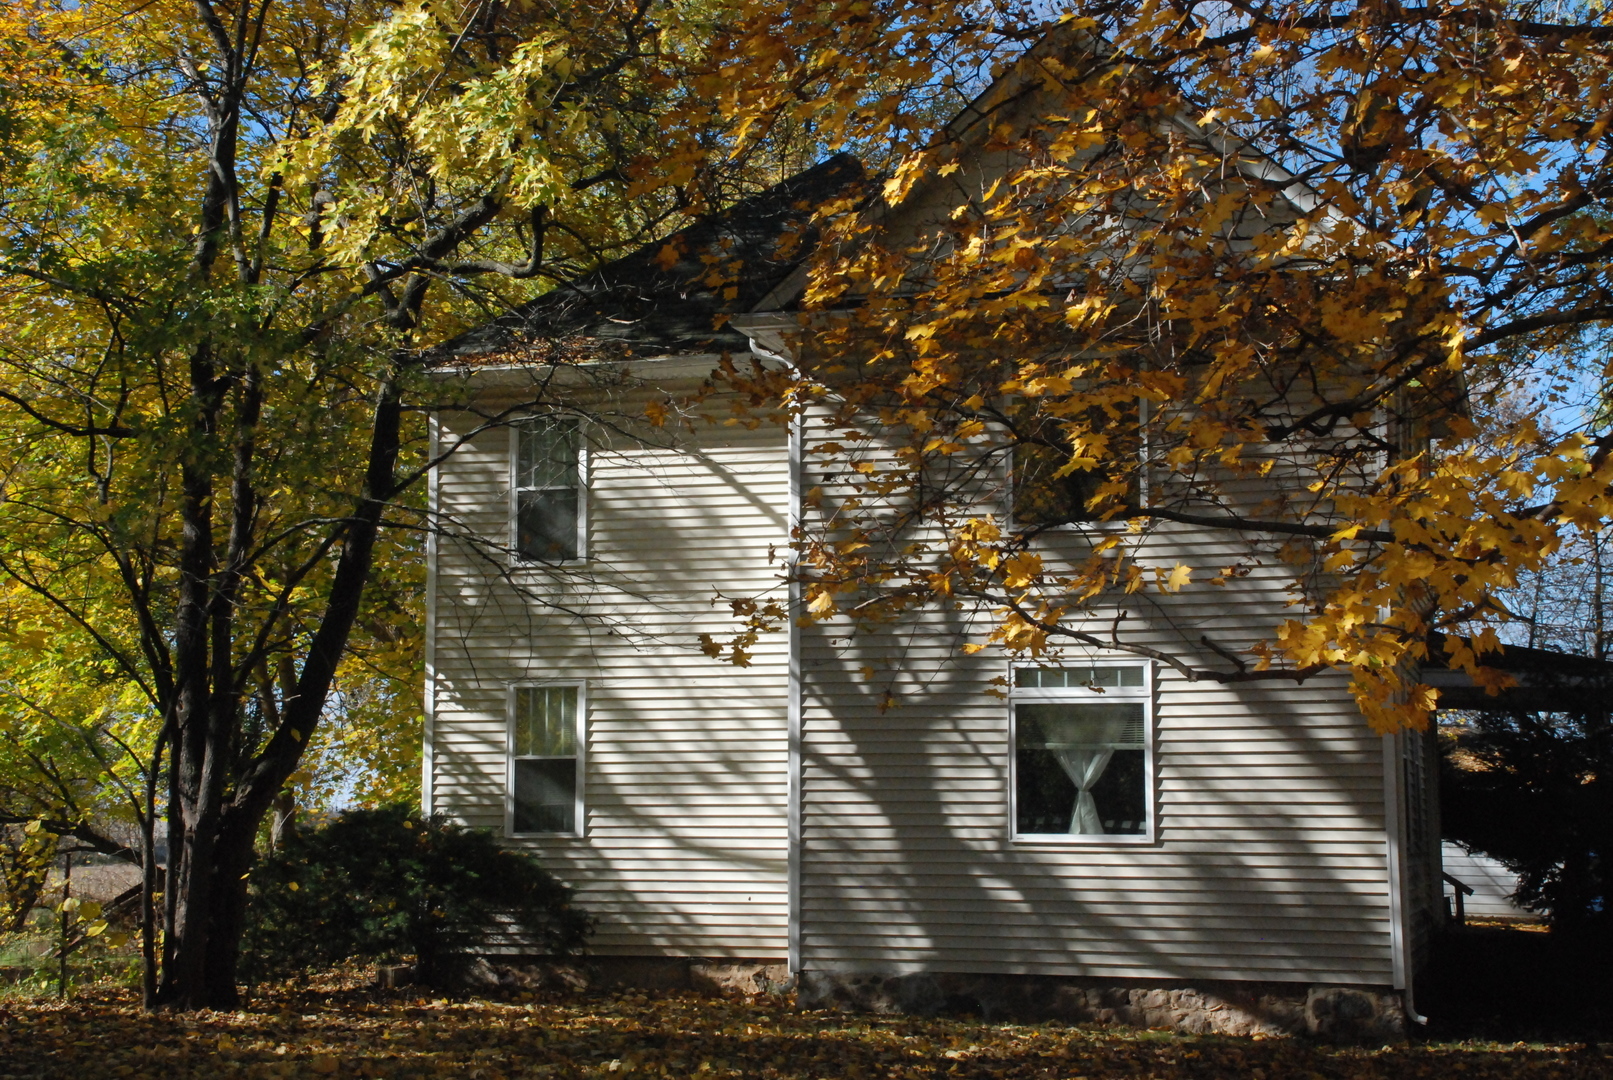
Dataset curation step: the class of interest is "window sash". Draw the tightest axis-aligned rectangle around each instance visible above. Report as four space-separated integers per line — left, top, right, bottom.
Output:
514 685 577 757
513 759 576 834
511 418 584 560
508 683 583 837
517 419 579 491
1009 662 1155 843
517 488 580 560
1017 701 1146 749
1009 398 1147 527
1016 664 1144 689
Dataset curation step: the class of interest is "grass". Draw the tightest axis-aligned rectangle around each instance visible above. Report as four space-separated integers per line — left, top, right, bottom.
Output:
0 926 141 1002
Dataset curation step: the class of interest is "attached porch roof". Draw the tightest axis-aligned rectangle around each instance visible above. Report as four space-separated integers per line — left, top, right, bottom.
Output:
1424 633 1613 711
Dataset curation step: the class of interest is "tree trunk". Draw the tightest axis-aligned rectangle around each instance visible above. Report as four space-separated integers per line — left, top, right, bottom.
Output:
152 375 404 1009
270 790 296 850
159 806 226 1007
151 807 258 1008
200 813 258 1007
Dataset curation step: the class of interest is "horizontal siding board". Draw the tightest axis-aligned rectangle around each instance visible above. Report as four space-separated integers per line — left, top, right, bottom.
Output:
802 924 1388 948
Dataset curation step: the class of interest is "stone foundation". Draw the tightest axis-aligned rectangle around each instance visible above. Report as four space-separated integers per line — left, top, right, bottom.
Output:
467 956 793 997
458 957 1403 1042
797 969 1406 1043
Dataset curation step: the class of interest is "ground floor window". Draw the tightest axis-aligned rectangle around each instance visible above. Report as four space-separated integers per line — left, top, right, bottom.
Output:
1012 663 1152 839
508 683 582 835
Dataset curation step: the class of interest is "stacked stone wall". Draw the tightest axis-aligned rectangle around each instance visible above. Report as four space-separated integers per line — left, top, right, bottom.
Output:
797 970 1406 1042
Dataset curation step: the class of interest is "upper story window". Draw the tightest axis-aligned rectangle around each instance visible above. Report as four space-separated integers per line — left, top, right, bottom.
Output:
509 683 583 836
513 417 584 561
1012 441 1113 524
1010 402 1142 526
1011 662 1154 841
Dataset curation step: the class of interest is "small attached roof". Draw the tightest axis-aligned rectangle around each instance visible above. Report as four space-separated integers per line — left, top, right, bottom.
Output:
1425 633 1613 712
434 154 866 363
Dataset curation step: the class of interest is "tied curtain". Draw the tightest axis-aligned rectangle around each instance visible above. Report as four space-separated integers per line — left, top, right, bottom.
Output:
1018 701 1143 835
1052 747 1113 834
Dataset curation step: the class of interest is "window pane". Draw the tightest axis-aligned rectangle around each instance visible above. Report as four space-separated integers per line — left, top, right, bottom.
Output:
517 488 579 560
517 420 579 490
1015 665 1144 689
1081 665 1143 688
513 758 576 833
514 686 577 757
1019 702 1145 746
1016 702 1147 836
1012 441 1109 524
1010 404 1141 526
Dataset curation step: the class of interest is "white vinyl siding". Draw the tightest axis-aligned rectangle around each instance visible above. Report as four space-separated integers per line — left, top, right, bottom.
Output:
432 373 1398 986
795 402 1395 986
1440 841 1533 920
798 629 1392 984
430 379 791 958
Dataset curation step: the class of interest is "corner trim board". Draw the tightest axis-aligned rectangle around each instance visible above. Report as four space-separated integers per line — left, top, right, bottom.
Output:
422 412 439 817
787 400 804 973
1382 731 1407 991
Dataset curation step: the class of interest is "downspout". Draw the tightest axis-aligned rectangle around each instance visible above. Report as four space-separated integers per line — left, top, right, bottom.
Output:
1382 730 1429 1026
422 412 439 817
741 328 805 975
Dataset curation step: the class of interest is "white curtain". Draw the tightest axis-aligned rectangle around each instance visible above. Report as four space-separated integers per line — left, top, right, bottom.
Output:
1052 747 1114 834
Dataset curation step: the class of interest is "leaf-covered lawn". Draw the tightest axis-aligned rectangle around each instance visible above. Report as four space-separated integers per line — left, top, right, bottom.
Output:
0 977 1608 1080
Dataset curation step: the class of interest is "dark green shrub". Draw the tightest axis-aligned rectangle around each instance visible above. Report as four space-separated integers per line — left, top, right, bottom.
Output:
1442 704 1613 932
244 806 589 988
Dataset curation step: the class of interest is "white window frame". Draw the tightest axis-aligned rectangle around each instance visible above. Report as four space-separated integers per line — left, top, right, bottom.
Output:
509 417 588 562
506 681 586 838
1008 659 1156 845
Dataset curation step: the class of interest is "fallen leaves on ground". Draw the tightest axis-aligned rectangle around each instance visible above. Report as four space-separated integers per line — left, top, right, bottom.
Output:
0 973 1607 1080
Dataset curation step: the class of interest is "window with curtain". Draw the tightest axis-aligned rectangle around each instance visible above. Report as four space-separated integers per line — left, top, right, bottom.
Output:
514 417 582 560
1013 664 1151 838
509 684 581 835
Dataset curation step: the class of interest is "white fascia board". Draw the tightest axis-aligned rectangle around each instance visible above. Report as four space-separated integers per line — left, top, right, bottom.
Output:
1164 112 1328 216
427 352 731 389
729 312 802 363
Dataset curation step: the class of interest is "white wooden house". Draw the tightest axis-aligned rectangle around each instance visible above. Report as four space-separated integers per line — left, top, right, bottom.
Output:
421 53 1463 1041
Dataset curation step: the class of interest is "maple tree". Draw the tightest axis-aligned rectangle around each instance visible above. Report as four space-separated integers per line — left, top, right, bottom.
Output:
3 0 1610 1014
0 0 820 1009
702 1 1613 732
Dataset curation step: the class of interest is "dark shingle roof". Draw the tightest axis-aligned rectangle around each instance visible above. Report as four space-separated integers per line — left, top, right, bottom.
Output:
438 154 865 361
1425 632 1613 711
